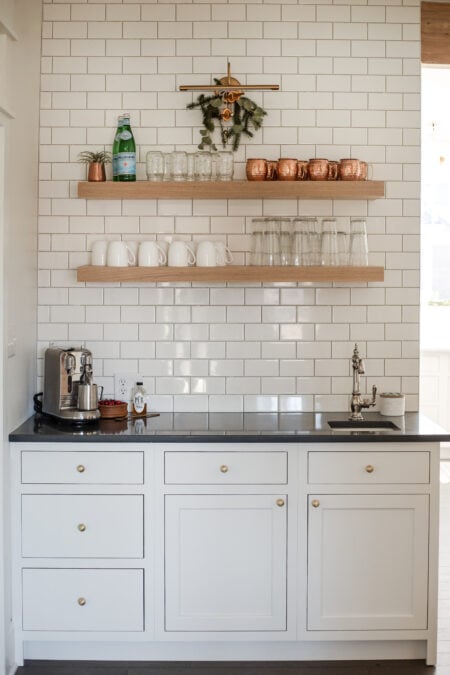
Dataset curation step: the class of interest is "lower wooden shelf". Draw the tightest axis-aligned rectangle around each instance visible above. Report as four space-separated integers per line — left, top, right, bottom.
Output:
76 265 384 284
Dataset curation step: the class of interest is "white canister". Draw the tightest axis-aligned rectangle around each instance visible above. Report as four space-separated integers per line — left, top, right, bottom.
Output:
379 392 405 417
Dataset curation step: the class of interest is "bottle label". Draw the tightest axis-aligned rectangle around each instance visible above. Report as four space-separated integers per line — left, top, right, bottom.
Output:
133 392 145 414
115 152 136 176
119 130 132 140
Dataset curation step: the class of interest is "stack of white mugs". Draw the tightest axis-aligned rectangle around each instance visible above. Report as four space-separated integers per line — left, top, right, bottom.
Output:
91 240 233 268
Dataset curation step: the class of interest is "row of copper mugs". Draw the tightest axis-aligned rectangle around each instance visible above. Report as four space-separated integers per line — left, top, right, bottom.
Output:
246 157 369 182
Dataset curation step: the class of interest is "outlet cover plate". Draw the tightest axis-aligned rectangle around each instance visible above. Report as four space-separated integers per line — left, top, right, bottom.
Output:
114 373 141 405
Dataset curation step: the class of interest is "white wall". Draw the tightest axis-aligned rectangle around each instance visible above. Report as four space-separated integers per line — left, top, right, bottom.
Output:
0 0 41 671
38 0 421 414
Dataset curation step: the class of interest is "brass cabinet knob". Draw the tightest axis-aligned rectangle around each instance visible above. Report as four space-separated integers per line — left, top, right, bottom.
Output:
77 465 86 473
276 499 285 507
220 465 229 473
311 499 320 508
77 597 86 606
77 523 87 532
365 465 375 474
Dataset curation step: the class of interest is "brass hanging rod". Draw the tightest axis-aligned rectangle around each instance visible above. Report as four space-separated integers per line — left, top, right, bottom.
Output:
179 84 279 91
179 61 280 93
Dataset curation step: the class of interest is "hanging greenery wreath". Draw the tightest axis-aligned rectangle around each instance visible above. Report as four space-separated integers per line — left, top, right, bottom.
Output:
187 79 267 152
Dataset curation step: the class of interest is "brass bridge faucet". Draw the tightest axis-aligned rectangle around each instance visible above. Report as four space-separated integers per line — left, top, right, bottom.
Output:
349 344 377 421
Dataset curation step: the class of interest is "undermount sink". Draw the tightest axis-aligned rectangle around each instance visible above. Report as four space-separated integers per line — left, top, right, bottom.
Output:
328 420 401 431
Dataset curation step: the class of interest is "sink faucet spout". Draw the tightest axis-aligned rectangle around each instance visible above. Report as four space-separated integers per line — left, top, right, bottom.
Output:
349 344 377 420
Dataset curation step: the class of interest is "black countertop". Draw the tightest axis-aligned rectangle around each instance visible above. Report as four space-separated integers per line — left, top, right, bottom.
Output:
8 412 450 444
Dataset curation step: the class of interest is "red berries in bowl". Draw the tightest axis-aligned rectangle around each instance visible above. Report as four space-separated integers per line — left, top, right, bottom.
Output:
98 399 128 418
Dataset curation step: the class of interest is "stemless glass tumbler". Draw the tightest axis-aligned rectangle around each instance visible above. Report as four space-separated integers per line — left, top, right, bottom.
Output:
170 151 188 181
194 151 213 181
250 218 266 265
349 218 369 266
215 151 234 181
320 218 339 266
146 151 164 181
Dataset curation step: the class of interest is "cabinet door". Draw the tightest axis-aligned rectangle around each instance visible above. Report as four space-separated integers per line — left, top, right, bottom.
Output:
307 494 429 630
165 494 287 631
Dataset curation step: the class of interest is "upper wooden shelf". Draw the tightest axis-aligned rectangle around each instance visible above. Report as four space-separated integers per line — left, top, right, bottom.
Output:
77 265 384 284
77 180 385 201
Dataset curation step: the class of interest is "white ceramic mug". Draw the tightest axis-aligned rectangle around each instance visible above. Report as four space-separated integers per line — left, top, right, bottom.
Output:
196 240 219 267
168 241 196 267
138 241 167 267
106 241 136 267
124 240 139 266
91 240 108 266
215 242 233 266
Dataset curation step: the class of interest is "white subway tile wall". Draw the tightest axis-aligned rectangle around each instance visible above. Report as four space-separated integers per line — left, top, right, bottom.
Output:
38 0 420 413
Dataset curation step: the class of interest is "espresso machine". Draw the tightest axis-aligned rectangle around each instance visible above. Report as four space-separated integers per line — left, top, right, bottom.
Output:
42 346 101 423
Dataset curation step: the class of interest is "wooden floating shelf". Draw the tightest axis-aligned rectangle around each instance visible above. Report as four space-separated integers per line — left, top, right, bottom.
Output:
78 180 385 201
77 265 384 284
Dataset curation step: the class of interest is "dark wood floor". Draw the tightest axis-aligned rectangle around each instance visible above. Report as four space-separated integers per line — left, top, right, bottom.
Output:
16 482 450 675
13 661 442 675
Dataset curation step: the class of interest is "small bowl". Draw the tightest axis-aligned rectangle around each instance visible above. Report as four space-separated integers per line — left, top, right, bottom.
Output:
98 401 128 419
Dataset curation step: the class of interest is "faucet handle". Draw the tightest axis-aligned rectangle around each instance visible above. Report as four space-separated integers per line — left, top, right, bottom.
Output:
371 384 377 404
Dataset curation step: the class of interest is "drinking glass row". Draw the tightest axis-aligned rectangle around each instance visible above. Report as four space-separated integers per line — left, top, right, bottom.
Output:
250 217 369 267
146 150 234 182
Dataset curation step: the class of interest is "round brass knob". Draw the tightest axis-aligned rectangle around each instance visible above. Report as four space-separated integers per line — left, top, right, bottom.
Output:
77 523 87 532
311 499 320 508
77 465 86 473
365 465 375 474
77 597 86 606
276 499 285 507
220 465 229 473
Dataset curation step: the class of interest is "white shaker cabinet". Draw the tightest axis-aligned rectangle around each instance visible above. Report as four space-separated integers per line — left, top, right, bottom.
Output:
10 440 440 665
164 494 287 632
307 493 429 631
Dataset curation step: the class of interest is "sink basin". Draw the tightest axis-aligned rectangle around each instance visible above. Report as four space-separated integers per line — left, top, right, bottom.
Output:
328 420 401 431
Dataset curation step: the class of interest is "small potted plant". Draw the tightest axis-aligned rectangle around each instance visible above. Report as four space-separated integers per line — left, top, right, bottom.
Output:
78 150 112 182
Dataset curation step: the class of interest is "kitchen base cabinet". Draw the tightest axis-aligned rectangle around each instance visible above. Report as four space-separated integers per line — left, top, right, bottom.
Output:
164 494 287 632
22 568 144 632
307 494 429 630
10 441 439 667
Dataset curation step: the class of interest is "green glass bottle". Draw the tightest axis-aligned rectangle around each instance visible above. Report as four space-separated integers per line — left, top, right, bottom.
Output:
112 115 124 182
113 113 136 182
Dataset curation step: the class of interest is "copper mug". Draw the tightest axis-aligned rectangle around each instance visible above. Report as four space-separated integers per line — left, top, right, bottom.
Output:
296 160 309 181
308 158 329 181
266 160 278 181
328 161 339 180
358 161 369 180
339 158 362 181
277 158 298 181
246 158 267 181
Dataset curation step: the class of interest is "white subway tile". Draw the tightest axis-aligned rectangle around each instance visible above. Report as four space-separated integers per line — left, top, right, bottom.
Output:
209 396 243 413
123 22 157 38
243 396 278 413
174 395 208 413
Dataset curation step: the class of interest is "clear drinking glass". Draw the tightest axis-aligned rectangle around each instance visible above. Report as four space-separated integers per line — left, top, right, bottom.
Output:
163 152 172 181
263 218 281 266
194 151 213 181
170 151 188 181
349 218 369 266
292 217 312 266
321 218 339 266
278 218 293 265
250 218 266 265
146 151 164 181
186 152 196 181
337 224 350 265
215 151 234 181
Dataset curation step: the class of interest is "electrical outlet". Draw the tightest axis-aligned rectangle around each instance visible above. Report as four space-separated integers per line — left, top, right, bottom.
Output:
114 373 141 405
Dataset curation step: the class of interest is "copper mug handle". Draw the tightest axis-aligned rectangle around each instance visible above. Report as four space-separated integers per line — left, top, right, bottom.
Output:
328 161 338 180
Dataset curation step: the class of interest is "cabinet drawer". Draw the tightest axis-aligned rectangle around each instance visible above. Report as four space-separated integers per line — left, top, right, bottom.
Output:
21 451 143 484
308 451 430 484
22 495 143 558
22 568 143 631
164 451 287 484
